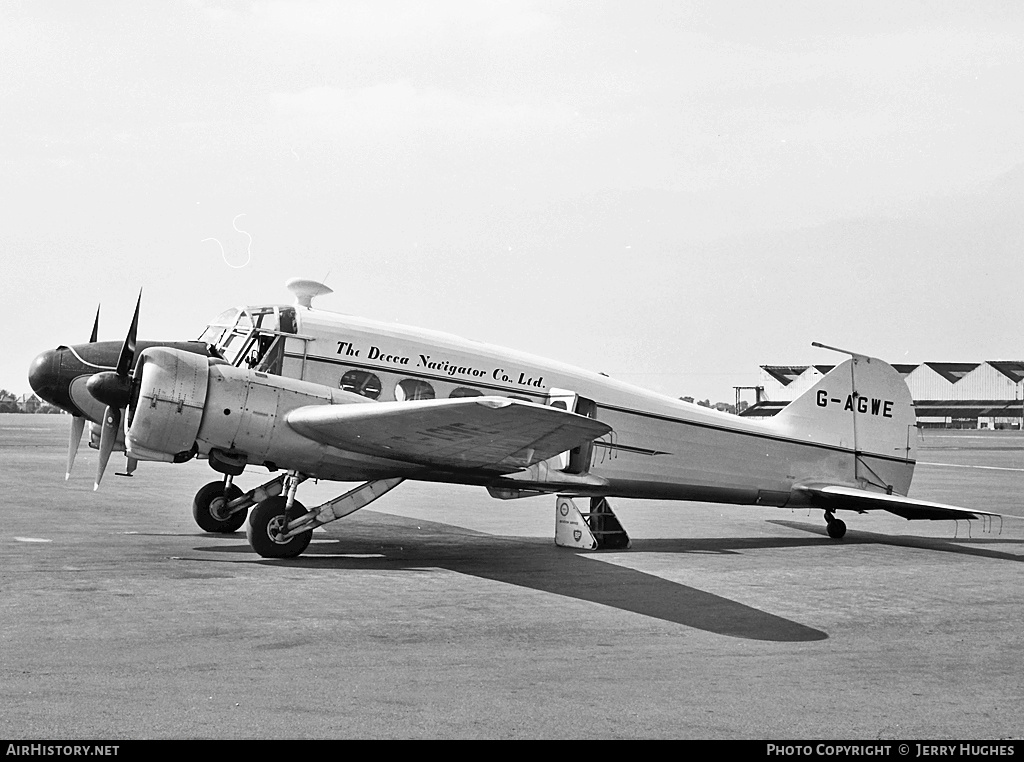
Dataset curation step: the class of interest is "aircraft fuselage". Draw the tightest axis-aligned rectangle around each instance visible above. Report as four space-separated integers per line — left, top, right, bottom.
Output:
228 306 916 507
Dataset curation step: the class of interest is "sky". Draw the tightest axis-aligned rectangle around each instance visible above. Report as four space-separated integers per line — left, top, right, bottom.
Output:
3 1 1023 403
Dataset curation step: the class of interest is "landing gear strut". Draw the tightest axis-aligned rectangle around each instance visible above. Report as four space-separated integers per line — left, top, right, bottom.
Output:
825 510 847 539
242 474 404 559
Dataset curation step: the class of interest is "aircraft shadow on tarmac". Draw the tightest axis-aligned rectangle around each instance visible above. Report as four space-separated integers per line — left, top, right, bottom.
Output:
769 519 1024 563
196 511 829 643
194 510 1024 642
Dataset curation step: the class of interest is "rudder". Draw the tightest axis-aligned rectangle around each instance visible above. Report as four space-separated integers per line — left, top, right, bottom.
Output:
769 353 917 494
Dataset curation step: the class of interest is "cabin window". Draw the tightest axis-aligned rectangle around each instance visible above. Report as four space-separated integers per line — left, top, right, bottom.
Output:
340 370 382 400
449 387 483 398
396 379 435 402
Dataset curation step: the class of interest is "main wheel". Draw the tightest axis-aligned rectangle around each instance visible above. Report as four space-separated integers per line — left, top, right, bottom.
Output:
246 496 312 558
193 481 246 533
827 517 847 539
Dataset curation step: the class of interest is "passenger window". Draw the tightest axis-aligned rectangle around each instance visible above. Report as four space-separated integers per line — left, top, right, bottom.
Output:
449 387 483 398
396 379 435 402
340 370 382 400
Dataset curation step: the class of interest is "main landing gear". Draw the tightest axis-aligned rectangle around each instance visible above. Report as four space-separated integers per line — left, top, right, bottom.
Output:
191 470 406 558
245 471 312 559
825 510 847 540
192 477 246 533
245 473 405 559
247 495 312 558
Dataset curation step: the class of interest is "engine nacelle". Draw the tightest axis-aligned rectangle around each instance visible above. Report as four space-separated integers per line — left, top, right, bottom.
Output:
126 347 371 473
126 347 209 460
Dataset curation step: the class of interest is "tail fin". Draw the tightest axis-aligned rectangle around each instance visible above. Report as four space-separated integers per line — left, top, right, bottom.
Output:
769 352 917 495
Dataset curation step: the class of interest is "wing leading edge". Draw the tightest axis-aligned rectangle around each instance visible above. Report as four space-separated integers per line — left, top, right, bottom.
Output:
797 484 1000 521
286 396 612 474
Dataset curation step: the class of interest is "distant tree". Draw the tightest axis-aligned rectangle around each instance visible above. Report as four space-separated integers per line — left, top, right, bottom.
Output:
0 390 19 413
680 396 694 403
697 399 711 408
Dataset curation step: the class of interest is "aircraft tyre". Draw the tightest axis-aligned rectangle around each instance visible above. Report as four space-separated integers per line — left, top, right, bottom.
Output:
827 517 847 539
193 481 246 533
246 496 312 558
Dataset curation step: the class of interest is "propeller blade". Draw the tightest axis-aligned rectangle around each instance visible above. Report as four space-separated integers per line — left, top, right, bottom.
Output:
95 406 121 490
89 305 100 343
87 291 142 413
66 416 86 480
94 291 141 490
115 290 141 378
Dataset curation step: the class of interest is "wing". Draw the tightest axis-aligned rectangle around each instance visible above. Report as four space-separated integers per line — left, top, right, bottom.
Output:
797 484 1000 521
286 396 612 474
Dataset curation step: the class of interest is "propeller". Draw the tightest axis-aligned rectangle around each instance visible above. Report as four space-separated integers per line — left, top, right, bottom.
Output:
89 304 100 343
85 292 141 490
66 304 101 480
65 415 86 480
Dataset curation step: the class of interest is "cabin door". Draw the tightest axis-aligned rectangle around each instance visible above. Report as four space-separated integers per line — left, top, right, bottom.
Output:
546 388 598 474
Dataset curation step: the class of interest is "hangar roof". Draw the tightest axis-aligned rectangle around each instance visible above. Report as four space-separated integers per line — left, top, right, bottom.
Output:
760 361 1021 391
921 362 979 383
761 366 808 386
987 361 1024 383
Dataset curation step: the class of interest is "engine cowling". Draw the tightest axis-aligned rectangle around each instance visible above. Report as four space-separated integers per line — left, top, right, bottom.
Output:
125 346 370 474
125 347 209 461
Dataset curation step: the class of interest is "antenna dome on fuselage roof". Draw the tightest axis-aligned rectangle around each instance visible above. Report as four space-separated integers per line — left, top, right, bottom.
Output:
286 278 334 309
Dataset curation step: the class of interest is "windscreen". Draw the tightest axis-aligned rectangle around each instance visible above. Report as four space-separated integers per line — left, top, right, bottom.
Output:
198 306 293 371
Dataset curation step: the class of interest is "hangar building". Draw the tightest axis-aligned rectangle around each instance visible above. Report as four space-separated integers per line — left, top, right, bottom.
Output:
742 361 1024 429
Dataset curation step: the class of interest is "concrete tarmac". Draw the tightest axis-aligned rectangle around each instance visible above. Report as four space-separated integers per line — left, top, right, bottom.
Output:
2 416 1022 739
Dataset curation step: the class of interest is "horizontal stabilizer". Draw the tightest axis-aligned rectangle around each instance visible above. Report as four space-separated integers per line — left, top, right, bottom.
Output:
286 396 611 474
797 484 999 521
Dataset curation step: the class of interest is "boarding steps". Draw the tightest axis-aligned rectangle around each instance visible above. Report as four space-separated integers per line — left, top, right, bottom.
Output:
554 495 631 550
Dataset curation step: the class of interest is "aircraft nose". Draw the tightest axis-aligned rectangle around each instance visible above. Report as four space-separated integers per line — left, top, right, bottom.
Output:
28 349 60 402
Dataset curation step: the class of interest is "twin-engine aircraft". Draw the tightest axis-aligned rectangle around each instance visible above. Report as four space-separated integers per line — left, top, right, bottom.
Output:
29 279 997 558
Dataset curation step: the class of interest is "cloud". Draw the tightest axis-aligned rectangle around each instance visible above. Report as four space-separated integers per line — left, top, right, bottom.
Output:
269 80 575 134
250 0 556 42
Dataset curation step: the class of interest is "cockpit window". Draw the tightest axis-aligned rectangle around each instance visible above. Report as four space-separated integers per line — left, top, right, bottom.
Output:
197 308 239 346
198 305 290 370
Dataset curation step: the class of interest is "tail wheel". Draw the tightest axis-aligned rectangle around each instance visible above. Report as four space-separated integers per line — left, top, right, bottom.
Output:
247 496 312 558
193 481 246 533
